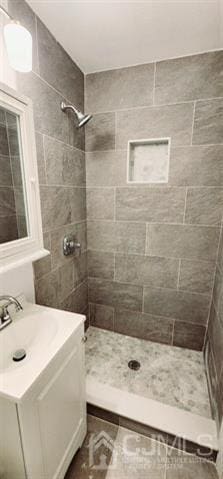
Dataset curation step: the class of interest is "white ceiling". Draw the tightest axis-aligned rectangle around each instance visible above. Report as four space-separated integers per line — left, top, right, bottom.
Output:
28 0 223 73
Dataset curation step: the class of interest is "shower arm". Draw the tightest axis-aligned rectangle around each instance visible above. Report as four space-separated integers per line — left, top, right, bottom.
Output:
61 102 81 116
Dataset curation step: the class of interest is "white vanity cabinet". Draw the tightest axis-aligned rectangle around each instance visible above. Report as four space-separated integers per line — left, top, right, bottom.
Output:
0 321 86 479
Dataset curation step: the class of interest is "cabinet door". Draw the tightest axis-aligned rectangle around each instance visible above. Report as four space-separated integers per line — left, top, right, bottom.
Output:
37 342 85 479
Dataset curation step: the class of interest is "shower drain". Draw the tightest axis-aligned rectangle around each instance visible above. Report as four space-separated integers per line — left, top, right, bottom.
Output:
128 360 141 371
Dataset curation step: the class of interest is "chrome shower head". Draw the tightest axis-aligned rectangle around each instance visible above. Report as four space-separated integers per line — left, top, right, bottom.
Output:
61 101 92 128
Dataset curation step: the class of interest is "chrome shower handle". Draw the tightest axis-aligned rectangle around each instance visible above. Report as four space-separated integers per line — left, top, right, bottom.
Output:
63 235 81 256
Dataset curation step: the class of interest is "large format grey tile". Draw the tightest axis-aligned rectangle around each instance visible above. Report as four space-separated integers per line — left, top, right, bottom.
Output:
85 112 116 151
179 259 215 295
70 188 86 222
155 51 223 104
208 302 223 380
73 281 88 313
44 135 85 186
143 287 210 325
116 103 194 149
17 73 69 144
35 132 46 185
37 18 84 110
86 150 127 187
35 269 60 309
169 145 223 186
217 228 223 272
33 232 51 281
40 186 71 231
0 155 12 186
88 250 114 279
114 308 173 344
87 188 114 220
116 187 186 222
213 265 223 324
193 98 223 145
73 251 88 287
147 224 220 261
87 221 146 254
185 187 223 225
86 63 154 112
8 0 39 74
173 321 206 351
89 278 143 311
115 254 179 289
89 303 114 330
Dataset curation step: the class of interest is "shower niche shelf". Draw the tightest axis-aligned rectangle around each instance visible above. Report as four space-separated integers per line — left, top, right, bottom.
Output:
127 137 170 184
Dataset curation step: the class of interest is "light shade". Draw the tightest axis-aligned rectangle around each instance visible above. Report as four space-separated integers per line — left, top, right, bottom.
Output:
4 22 32 73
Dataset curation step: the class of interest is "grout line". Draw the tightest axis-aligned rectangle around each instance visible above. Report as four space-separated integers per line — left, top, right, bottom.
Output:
114 187 116 221
42 134 48 184
171 320 175 346
152 62 156 106
191 101 196 146
88 96 223 116
87 218 220 228
142 286 145 312
182 187 188 224
177 259 181 289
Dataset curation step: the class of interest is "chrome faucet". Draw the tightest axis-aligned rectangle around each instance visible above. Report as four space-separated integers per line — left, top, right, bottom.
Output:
0 295 23 331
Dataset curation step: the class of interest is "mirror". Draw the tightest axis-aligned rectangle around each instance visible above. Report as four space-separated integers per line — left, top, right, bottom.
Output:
0 105 28 244
0 82 48 272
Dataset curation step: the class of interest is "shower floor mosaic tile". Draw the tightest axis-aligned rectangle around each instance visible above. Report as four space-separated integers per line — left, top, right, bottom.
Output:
85 327 212 419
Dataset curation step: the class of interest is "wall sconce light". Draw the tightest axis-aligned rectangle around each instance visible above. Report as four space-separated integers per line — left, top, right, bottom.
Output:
0 4 32 73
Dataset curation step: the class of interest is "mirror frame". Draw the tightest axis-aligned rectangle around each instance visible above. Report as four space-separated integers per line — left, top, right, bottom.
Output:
0 82 48 272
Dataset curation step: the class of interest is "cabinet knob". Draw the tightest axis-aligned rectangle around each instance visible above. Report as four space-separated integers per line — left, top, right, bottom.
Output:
82 335 87 343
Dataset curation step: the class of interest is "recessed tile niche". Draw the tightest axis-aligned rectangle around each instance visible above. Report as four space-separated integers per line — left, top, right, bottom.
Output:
127 138 170 183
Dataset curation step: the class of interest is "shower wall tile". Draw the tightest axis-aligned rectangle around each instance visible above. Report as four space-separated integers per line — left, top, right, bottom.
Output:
89 303 114 331
192 98 223 145
115 254 179 289
40 186 71 232
86 63 155 112
0 216 18 243
85 112 116 151
86 150 127 187
213 265 223 322
87 220 146 254
116 187 186 223
179 259 216 295
89 278 143 311
114 308 174 345
208 302 223 380
88 250 114 279
17 73 69 145
169 145 223 186
147 224 220 261
37 18 84 110
87 188 115 220
185 188 223 226
173 321 206 351
143 287 210 325
155 51 223 104
44 135 86 186
73 280 88 314
35 133 46 185
116 103 194 149
33 232 51 280
85 51 222 351
70 188 86 222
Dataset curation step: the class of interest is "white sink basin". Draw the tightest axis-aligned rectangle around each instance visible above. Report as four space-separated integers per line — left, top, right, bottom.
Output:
0 300 85 402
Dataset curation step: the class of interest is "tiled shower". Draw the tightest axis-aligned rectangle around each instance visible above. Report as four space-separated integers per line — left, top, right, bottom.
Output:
8 0 222 465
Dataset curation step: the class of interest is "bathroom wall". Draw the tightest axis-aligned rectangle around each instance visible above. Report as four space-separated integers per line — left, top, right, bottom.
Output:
85 51 223 350
4 0 88 315
205 226 223 431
